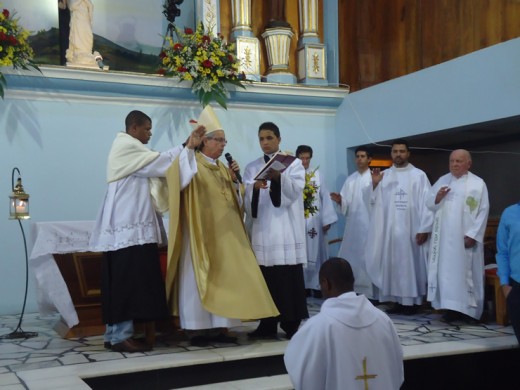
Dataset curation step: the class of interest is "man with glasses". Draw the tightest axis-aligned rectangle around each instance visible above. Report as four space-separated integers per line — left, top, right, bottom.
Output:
165 107 278 347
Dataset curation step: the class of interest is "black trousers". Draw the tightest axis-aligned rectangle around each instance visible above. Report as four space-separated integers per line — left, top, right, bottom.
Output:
508 278 520 344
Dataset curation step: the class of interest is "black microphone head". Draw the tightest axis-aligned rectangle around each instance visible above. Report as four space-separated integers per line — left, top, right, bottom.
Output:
224 153 233 163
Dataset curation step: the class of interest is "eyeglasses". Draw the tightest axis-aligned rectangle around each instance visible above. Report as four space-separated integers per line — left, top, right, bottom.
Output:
207 137 227 144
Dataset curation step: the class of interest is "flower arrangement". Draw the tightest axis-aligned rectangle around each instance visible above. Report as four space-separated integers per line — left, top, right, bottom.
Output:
303 168 319 219
158 22 245 109
0 5 39 99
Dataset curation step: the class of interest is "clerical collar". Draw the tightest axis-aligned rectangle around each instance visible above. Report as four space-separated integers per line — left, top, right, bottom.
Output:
201 152 218 165
264 151 280 160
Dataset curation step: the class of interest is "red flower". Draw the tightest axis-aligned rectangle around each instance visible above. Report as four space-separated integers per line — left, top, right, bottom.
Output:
227 54 234 62
0 32 6 41
184 27 193 35
2 9 9 18
8 35 18 46
202 35 210 44
202 60 213 68
157 68 166 75
173 43 183 51
159 51 167 59
177 66 188 72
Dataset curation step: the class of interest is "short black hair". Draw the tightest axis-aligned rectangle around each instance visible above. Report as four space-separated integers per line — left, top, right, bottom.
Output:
125 110 151 131
258 122 280 138
391 138 409 151
355 146 372 158
319 257 355 292
296 145 313 158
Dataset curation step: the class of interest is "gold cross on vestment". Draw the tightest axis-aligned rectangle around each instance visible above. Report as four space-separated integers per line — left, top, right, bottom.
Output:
355 357 377 390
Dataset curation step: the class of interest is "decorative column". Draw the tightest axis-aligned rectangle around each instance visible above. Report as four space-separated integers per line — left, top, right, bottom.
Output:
296 0 328 85
262 0 296 84
195 0 220 36
230 0 261 81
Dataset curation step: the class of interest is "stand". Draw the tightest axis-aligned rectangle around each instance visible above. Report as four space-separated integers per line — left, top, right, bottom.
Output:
0 219 38 339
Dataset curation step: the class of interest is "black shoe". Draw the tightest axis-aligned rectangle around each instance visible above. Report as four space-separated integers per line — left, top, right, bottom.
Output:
401 305 420 315
190 335 210 347
385 303 404 314
247 329 277 340
104 341 111 349
210 333 237 344
442 310 478 324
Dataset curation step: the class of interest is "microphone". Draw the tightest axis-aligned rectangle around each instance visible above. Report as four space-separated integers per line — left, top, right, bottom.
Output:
225 153 242 183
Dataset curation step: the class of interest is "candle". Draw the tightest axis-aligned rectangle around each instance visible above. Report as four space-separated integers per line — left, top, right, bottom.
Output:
15 201 27 214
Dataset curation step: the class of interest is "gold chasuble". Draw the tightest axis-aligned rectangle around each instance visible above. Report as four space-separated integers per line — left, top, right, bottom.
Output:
166 152 279 319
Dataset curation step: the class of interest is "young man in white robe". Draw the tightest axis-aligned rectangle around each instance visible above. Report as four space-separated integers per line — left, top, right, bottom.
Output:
296 145 338 297
366 139 433 314
165 107 279 347
243 122 308 339
284 257 404 390
331 146 378 299
426 149 489 322
89 110 204 353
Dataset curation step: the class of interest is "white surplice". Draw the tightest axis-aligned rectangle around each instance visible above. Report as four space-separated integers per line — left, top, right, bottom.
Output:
337 169 377 298
303 168 338 289
366 164 433 305
90 138 191 252
243 156 307 266
284 292 404 390
426 172 489 319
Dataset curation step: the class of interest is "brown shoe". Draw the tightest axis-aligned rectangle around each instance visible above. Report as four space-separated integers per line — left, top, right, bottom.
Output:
112 338 152 353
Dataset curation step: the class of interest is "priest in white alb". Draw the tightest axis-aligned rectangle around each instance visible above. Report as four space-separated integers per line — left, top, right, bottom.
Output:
331 146 377 299
296 145 338 296
366 139 433 314
426 149 489 322
284 257 404 390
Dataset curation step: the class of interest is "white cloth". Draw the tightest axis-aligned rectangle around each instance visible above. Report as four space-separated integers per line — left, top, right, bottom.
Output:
426 172 489 319
284 292 404 390
89 136 188 252
366 164 433 305
177 153 240 330
303 168 338 289
337 169 377 298
29 221 96 327
243 156 307 266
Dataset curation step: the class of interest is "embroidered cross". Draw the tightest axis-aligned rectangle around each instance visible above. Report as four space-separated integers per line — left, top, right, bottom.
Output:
307 228 318 238
395 188 407 200
355 357 377 390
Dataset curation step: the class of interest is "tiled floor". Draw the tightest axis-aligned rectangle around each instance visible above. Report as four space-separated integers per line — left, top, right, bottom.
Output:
0 299 517 389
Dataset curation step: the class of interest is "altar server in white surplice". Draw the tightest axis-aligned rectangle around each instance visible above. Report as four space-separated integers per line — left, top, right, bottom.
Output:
244 122 308 340
331 146 377 299
366 139 433 315
426 149 489 322
284 257 404 390
90 110 204 353
296 145 338 296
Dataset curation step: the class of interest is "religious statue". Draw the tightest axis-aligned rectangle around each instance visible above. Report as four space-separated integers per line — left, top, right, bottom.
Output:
60 0 103 68
266 0 290 28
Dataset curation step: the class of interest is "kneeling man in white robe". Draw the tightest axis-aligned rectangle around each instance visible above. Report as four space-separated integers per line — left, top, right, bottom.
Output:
284 257 404 390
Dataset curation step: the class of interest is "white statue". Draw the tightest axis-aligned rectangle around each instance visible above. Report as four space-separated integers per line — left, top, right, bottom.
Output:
59 0 104 69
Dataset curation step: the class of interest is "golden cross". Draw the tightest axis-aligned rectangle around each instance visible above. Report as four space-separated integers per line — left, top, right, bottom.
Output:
355 357 377 390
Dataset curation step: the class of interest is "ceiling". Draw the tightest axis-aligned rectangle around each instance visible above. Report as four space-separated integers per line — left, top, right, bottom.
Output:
363 115 520 156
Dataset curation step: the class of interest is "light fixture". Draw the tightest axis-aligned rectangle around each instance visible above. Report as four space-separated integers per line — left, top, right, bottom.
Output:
0 168 37 339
